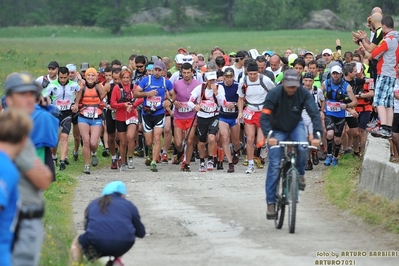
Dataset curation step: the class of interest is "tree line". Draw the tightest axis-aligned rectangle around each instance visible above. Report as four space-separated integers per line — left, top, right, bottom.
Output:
1 0 397 34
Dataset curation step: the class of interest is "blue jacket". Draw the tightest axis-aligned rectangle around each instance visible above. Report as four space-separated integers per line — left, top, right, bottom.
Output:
30 105 59 148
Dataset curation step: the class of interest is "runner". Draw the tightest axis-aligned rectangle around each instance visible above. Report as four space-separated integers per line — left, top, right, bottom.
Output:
36 61 59 90
237 61 275 174
42 66 80 170
110 68 143 171
218 67 240 173
321 65 357 166
133 60 174 172
72 68 107 174
172 63 202 171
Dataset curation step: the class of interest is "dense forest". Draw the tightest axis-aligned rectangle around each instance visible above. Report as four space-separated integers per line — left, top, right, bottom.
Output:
1 0 397 34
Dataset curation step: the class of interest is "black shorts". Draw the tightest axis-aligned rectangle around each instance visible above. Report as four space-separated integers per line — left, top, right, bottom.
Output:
196 116 219 143
115 119 137 133
78 233 134 262
142 114 165 133
72 112 79 125
59 111 72 134
325 115 346 137
357 111 371 130
105 109 117 134
392 113 399 133
345 116 358 129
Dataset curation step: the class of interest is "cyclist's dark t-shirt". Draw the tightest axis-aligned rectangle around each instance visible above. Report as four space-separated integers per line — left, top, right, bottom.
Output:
260 84 322 137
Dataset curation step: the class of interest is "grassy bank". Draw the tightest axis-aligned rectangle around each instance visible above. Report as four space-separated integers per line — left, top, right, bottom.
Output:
41 144 108 266
323 154 399 233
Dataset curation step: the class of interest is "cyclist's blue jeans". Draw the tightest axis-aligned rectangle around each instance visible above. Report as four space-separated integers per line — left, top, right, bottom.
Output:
266 121 308 204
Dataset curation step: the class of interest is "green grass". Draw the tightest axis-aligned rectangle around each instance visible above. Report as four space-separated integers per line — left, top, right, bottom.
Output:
40 141 108 266
323 154 399 233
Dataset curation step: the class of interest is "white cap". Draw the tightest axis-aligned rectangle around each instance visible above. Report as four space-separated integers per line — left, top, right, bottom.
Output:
322 48 333 55
205 71 217 80
175 54 184 64
330 65 342 74
66 64 77 71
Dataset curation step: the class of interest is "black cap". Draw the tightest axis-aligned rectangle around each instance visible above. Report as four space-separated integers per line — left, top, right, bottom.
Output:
224 67 235 76
48 61 59 69
303 72 315 79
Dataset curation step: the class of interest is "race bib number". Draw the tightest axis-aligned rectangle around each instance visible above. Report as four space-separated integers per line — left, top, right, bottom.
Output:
147 96 161 108
200 100 217 113
83 107 98 118
326 102 341 112
56 99 71 111
345 110 353 117
126 116 138 125
222 102 236 113
178 102 191 113
242 107 255 120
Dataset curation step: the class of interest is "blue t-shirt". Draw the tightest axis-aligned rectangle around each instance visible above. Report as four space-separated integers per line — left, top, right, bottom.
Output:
0 152 19 266
218 81 239 119
324 78 349 118
139 75 173 116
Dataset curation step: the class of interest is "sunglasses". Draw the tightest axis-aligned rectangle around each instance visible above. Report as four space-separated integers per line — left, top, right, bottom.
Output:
183 58 193 62
136 65 145 68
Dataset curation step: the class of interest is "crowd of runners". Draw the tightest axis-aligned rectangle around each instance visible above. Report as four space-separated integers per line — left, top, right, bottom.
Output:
1 5 399 266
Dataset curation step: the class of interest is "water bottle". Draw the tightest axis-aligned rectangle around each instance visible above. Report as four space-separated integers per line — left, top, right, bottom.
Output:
369 79 374 90
111 110 116 120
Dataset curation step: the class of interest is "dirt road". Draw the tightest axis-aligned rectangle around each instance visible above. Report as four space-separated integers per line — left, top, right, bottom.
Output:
73 158 399 266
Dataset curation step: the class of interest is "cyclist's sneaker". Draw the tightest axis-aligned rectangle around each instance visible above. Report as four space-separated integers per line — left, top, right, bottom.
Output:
150 162 158 172
64 157 70 165
207 160 214 171
266 204 276 220
324 154 333 166
242 156 249 166
217 161 223 170
332 157 338 166
111 159 118 169
199 162 206 172
73 151 79 162
128 158 134 169
298 176 306 191
312 150 319 165
182 163 191 172
145 156 152 166
120 164 126 172
161 153 168 163
59 161 66 171
84 165 90 174
245 164 255 174
232 153 239 165
91 155 98 167
305 160 313 171
227 163 234 173
254 157 264 169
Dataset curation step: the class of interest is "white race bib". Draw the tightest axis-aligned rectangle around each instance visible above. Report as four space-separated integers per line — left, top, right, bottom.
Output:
147 96 161 108
83 107 98 118
326 102 341 112
242 107 255 120
126 116 138 125
345 110 353 117
200 100 217 113
222 102 236 113
178 102 192 113
56 99 71 111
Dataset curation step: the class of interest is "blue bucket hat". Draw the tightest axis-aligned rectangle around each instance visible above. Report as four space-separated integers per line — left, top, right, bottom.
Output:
101 181 127 196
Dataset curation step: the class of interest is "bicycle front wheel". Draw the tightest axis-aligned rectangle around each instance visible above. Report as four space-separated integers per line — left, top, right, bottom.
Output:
274 173 285 229
287 170 298 234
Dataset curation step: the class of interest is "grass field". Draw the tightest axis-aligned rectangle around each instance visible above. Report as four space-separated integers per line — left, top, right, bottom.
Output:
0 27 360 91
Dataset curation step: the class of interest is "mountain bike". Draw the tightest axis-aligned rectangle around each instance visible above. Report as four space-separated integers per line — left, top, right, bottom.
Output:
268 131 318 234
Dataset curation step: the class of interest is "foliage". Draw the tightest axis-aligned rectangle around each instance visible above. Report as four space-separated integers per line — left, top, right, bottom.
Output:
1 0 398 33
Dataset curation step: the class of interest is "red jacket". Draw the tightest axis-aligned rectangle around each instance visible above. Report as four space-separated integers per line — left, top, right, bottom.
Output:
110 83 143 122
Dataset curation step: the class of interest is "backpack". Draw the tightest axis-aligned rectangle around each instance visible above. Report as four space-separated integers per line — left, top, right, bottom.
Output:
325 79 345 102
42 76 50 89
117 83 134 103
312 86 322 110
144 75 167 94
241 74 269 95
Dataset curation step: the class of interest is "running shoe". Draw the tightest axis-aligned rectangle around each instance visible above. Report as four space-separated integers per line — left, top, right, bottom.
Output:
145 156 152 166
207 160 214 171
312 150 319 165
111 159 118 170
227 163 234 173
305 160 313 171
324 154 332 166
120 164 126 172
254 157 264 169
217 161 224 170
245 164 255 174
182 164 191 172
91 155 98 167
242 156 249 166
232 153 239 165
332 157 338 166
73 151 79 162
199 162 206 172
59 161 66 171
161 153 169 163
84 165 90 174
64 157 70 165
150 162 158 172
128 158 134 169
102 148 110 157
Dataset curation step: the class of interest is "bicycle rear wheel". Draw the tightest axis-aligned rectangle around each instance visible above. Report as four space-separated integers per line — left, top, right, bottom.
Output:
287 170 298 234
274 174 285 229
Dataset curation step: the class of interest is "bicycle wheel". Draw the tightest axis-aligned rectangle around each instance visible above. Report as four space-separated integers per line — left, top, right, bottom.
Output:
287 170 298 234
274 173 285 229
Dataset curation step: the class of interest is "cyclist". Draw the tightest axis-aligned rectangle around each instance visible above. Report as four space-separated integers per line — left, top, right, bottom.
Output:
260 69 323 220
42 67 80 170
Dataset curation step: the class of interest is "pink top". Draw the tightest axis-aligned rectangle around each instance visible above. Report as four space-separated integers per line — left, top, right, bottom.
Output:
173 78 202 119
